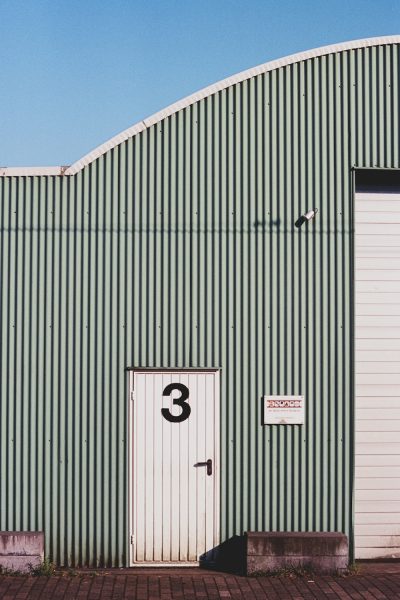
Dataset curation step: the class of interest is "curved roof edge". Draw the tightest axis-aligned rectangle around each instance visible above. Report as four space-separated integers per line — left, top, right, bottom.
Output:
2 35 400 177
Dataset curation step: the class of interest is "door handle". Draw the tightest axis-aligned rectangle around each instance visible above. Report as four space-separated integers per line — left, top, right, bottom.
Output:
195 459 212 476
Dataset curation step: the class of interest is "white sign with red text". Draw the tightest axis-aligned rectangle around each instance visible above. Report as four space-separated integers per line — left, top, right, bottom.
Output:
263 395 304 425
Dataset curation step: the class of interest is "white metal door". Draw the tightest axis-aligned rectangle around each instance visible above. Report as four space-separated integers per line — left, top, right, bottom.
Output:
355 190 400 558
129 369 220 565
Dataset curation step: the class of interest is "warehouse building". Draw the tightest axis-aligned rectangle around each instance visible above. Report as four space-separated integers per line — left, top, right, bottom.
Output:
1 35 400 567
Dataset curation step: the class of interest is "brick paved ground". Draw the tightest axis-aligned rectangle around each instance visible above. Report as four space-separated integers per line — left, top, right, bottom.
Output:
0 565 399 599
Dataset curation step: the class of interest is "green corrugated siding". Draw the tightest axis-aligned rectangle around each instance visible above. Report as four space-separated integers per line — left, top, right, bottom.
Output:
0 43 399 566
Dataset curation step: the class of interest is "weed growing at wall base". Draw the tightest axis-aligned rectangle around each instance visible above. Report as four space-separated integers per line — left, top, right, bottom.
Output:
29 558 56 577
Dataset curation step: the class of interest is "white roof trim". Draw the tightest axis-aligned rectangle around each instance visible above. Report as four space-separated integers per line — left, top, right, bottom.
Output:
2 36 400 177
0 166 68 176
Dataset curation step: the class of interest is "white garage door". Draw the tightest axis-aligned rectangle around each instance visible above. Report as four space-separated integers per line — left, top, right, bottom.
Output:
355 190 400 559
129 369 220 565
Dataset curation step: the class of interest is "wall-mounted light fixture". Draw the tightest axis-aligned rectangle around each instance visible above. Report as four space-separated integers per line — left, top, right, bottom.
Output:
295 208 318 228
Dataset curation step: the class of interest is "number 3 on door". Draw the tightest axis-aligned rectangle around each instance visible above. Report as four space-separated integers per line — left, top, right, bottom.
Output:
161 383 191 423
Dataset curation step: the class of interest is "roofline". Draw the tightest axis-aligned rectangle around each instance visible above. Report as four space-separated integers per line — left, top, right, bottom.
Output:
0 166 69 176
2 35 400 177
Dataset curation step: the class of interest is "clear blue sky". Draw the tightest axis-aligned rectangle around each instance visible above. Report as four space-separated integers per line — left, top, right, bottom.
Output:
1 0 399 166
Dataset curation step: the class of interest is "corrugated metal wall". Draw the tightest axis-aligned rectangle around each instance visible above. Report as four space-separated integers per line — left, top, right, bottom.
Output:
0 42 399 566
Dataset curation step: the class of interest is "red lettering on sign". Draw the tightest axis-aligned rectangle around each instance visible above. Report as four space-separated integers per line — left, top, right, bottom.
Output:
266 399 301 409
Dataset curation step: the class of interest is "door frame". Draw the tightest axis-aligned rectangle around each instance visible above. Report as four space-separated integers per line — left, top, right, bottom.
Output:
127 367 220 566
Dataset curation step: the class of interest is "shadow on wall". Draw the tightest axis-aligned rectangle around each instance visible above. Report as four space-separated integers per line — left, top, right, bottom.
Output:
199 535 245 575
0 217 350 235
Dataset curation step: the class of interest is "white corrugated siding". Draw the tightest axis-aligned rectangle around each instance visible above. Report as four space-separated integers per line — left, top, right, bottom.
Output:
355 191 400 559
